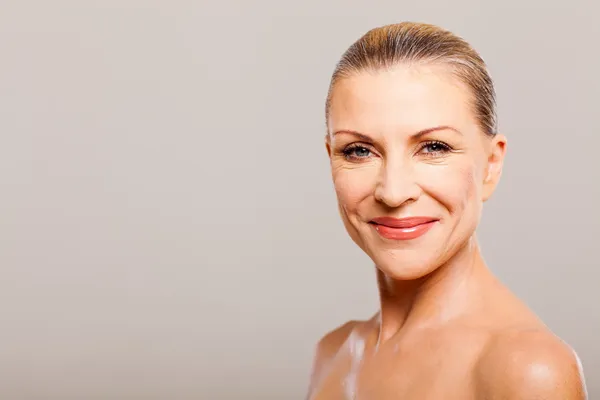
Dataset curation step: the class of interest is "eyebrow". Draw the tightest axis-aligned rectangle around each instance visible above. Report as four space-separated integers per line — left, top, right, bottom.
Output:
332 125 463 141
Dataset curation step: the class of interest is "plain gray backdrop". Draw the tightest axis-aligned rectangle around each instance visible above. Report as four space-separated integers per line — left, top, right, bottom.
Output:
1 1 598 399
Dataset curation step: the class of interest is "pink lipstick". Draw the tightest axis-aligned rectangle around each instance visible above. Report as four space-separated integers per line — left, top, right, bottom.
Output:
369 216 438 240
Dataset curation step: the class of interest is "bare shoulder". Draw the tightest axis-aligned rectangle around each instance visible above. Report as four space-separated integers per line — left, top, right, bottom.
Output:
314 320 360 357
475 328 587 399
306 319 363 394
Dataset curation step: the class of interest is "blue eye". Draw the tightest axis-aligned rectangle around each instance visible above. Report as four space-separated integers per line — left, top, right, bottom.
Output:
420 141 451 155
343 145 372 160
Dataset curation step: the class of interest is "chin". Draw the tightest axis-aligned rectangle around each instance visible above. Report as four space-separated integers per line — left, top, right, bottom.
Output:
368 249 443 281
346 221 444 280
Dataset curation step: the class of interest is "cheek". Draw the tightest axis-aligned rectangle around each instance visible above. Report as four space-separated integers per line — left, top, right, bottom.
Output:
419 162 481 214
332 165 378 210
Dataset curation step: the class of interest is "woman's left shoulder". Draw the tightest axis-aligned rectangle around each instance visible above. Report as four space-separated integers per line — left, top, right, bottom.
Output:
474 327 588 399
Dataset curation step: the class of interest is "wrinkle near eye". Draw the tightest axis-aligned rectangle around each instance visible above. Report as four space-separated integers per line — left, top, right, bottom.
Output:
333 160 380 172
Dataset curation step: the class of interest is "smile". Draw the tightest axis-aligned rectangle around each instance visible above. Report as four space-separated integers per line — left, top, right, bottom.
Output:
369 216 439 241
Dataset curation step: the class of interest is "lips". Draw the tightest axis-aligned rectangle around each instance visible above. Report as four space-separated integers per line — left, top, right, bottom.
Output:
370 216 438 228
369 216 439 240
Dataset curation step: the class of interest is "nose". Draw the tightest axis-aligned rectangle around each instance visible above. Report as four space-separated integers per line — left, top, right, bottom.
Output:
374 158 421 208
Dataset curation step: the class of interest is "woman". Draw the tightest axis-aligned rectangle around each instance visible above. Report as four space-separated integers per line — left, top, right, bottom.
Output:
307 22 587 399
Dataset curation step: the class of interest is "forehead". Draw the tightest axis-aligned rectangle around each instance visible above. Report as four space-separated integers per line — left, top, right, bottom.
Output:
328 65 478 137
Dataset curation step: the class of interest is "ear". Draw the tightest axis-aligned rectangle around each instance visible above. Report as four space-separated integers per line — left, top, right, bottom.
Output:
482 134 507 202
325 134 332 159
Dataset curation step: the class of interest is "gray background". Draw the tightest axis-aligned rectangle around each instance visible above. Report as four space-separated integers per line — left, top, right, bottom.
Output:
1 1 598 399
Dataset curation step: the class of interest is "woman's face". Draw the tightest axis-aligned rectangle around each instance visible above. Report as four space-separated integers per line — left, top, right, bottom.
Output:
326 64 506 280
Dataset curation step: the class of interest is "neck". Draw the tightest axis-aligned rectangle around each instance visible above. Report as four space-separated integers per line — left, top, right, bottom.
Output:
375 235 492 344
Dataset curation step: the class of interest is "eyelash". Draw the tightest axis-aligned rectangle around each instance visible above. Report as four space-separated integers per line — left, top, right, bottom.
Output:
418 140 452 156
342 144 373 160
341 140 452 161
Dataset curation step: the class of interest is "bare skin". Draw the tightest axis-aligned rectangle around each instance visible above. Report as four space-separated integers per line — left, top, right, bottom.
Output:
307 65 587 399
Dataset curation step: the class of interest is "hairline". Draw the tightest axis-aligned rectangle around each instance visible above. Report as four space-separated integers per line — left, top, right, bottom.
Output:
325 60 497 137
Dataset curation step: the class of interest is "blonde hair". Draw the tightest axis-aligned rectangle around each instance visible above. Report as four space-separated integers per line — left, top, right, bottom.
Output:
325 22 498 135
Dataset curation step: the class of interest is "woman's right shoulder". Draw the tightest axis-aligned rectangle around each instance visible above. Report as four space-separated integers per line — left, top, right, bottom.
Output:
306 319 364 394
316 320 361 356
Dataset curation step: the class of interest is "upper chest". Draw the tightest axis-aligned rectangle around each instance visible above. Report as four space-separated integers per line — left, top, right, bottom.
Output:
310 331 485 400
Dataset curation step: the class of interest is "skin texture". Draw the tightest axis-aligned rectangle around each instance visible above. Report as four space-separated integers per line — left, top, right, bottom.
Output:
307 64 587 399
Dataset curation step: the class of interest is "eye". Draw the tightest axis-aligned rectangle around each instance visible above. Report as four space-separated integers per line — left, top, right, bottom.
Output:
342 144 373 160
419 140 452 156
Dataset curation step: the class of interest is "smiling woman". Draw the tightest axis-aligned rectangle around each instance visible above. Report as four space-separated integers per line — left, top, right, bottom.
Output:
307 22 587 399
